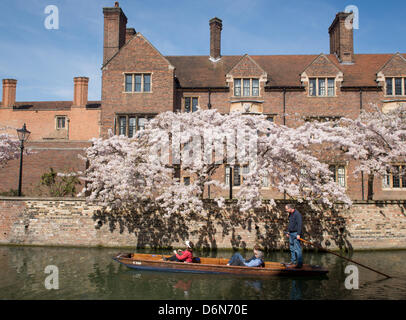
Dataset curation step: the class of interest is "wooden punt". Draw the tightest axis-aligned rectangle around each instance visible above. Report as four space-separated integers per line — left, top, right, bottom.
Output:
113 253 329 277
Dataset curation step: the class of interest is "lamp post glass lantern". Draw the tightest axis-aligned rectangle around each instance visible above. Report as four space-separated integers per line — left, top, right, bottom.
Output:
17 123 30 196
17 123 30 142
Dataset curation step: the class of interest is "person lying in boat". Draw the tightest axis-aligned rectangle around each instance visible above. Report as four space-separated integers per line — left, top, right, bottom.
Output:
245 245 266 267
226 247 264 267
164 241 194 263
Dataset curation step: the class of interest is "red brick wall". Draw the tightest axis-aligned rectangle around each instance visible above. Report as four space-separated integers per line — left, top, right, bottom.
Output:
101 33 175 137
0 141 89 196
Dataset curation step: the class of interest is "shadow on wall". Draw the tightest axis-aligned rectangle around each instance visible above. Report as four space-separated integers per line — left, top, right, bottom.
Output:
92 200 354 252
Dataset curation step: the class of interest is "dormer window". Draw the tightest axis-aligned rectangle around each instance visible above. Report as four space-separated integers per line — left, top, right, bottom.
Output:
234 78 259 97
386 77 406 96
309 78 335 97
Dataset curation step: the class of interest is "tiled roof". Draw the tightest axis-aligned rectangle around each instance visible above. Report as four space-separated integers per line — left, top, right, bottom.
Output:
166 56 240 88
166 53 406 89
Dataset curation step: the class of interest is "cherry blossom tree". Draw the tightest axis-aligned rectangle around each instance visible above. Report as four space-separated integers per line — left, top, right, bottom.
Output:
80 108 360 217
0 129 20 167
340 103 406 199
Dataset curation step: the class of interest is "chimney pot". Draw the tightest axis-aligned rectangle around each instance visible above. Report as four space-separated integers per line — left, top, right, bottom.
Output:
73 77 89 107
2 79 17 108
209 17 222 61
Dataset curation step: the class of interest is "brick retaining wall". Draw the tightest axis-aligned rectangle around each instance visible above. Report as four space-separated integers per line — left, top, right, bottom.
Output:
0 197 405 250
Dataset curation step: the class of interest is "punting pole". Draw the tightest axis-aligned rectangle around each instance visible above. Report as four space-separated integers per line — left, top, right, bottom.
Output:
299 238 391 279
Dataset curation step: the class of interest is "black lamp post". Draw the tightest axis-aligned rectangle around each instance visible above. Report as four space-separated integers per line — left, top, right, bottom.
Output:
17 123 30 196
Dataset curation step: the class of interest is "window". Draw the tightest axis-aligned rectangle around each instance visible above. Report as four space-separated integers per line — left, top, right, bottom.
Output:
318 78 326 96
309 78 316 96
234 79 241 96
395 78 402 95
125 74 132 92
262 176 269 187
266 116 274 122
225 164 269 187
329 165 346 187
308 78 335 97
134 75 142 92
225 166 231 185
124 73 152 92
386 78 393 95
128 117 137 137
305 116 341 123
383 165 406 189
243 79 250 96
118 116 126 135
184 97 199 112
252 79 259 96
56 116 66 129
225 165 241 186
385 77 406 96
328 78 335 96
234 78 260 97
143 74 151 92
115 114 154 137
183 177 190 186
233 165 241 186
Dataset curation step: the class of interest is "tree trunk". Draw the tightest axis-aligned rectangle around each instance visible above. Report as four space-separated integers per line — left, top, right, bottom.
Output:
367 173 374 200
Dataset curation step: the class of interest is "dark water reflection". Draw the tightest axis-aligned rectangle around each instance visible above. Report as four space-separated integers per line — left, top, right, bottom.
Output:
0 245 405 300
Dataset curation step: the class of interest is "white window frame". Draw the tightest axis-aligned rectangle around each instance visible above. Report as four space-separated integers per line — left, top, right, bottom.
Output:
308 77 336 97
55 116 67 130
385 77 406 97
382 164 406 190
183 96 199 113
115 114 154 137
233 78 260 97
123 73 152 93
329 164 347 188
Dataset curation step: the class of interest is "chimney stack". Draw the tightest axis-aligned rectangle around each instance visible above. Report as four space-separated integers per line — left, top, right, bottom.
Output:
73 77 89 107
209 17 222 61
103 2 128 65
2 79 17 108
329 12 354 64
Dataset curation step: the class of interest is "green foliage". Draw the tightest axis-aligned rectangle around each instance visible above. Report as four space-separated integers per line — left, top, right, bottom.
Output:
0 189 23 196
40 168 81 197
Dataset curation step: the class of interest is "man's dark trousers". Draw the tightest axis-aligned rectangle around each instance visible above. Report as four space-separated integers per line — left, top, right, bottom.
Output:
289 232 303 267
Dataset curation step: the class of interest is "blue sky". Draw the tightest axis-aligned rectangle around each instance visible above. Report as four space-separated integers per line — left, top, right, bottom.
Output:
0 0 405 101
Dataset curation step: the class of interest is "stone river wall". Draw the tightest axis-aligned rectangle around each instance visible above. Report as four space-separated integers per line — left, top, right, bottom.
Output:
0 197 405 250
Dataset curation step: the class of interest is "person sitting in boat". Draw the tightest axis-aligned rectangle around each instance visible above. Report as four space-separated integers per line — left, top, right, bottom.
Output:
164 241 194 263
227 247 264 267
245 245 266 267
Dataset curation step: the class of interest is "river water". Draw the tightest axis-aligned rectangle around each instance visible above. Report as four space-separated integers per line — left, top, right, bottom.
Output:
0 245 405 300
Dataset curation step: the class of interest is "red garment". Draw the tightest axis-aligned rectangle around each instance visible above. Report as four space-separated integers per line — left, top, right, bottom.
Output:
176 250 193 263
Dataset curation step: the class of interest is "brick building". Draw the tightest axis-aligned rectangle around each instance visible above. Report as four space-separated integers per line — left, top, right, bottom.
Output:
1 3 406 200
0 77 100 195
